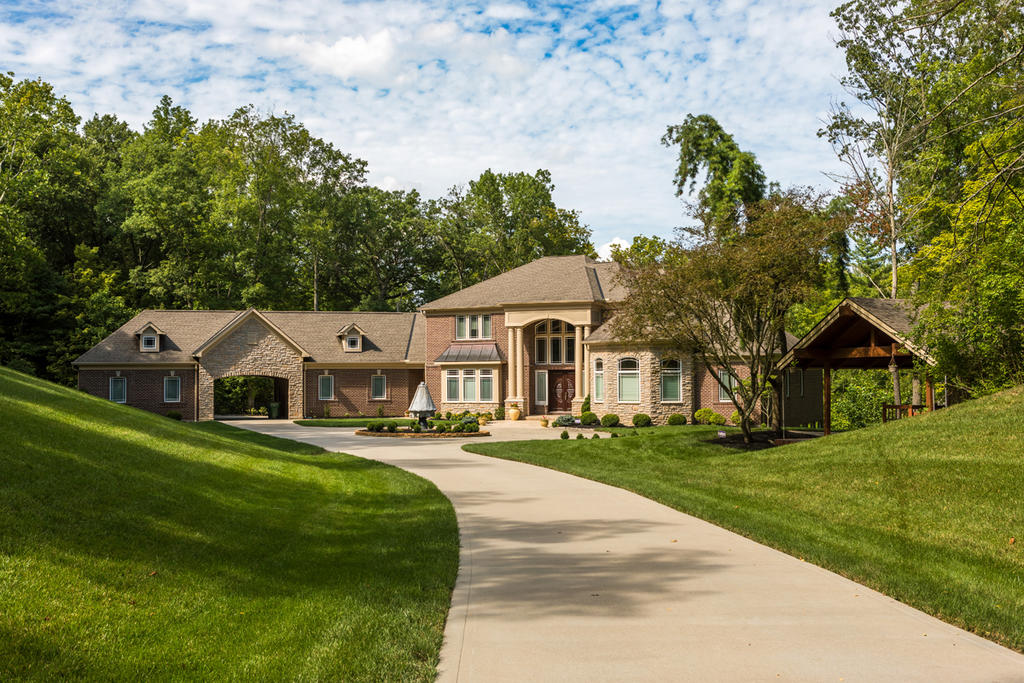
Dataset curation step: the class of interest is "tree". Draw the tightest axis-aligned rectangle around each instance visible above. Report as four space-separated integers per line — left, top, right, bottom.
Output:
661 114 766 239
615 188 840 443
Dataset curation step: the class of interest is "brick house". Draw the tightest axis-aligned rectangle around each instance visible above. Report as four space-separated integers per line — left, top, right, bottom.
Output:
75 255 819 425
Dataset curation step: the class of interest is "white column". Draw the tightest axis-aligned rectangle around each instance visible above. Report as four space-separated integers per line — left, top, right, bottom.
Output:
583 325 591 398
514 326 523 398
507 326 515 400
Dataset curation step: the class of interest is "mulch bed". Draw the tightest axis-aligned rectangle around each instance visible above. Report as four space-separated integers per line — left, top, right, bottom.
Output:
354 430 491 438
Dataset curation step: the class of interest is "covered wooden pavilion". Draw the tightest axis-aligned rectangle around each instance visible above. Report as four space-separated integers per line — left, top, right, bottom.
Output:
778 297 937 435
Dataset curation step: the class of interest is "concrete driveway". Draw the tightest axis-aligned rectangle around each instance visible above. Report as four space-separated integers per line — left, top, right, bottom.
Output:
225 419 1024 682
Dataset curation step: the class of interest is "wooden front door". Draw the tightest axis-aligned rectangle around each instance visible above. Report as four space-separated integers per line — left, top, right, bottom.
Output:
549 371 575 412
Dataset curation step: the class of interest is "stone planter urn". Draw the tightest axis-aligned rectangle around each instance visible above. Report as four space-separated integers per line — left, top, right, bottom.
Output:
478 416 488 426
508 404 521 421
539 417 549 428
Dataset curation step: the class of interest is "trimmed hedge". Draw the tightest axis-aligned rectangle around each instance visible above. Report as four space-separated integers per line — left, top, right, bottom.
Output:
694 408 727 426
553 414 576 427
632 413 652 427
667 413 687 425
600 414 620 427
560 430 570 440
580 411 599 426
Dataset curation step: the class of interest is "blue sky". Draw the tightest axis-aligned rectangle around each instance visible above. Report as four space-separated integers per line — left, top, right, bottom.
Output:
0 0 851 255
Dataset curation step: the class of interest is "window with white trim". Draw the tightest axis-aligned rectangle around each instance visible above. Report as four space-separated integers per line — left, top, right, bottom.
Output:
534 320 575 365
660 359 682 402
163 376 181 403
370 374 386 400
141 335 158 351
718 369 736 402
318 374 334 401
456 314 492 340
535 369 548 405
109 377 126 403
593 359 604 402
346 335 361 350
618 358 640 403
444 368 498 403
446 369 460 402
480 369 493 402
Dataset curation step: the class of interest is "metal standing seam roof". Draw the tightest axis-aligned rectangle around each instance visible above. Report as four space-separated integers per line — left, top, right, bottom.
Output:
433 343 505 363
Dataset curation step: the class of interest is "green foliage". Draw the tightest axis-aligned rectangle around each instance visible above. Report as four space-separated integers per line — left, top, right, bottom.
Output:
552 414 575 427
580 394 590 414
412 422 422 433
632 413 652 427
576 433 585 440
667 413 687 426
610 432 619 438
591 433 600 439
729 410 741 426
213 376 274 415
694 408 727 426
560 430 569 440
435 423 448 433
451 423 464 433
600 414 620 427
493 406 505 420
385 421 398 433
165 411 182 420
580 411 599 426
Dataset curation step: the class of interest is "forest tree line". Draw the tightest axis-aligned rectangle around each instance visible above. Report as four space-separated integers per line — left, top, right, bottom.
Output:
0 81 592 385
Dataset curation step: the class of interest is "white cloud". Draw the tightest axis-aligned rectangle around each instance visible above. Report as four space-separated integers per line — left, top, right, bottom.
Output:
597 237 630 261
0 0 852 247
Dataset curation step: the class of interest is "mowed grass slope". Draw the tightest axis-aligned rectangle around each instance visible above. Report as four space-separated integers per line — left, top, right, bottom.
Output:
467 388 1024 651
0 367 458 681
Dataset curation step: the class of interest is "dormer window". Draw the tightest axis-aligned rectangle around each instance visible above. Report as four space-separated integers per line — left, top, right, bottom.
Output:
142 335 158 351
135 321 165 353
338 324 365 352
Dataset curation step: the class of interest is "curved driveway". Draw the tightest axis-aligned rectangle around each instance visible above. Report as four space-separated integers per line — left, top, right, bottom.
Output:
226 420 1024 682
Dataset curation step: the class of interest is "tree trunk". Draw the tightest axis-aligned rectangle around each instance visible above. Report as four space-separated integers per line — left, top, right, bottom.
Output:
911 374 921 406
891 365 902 406
312 257 319 312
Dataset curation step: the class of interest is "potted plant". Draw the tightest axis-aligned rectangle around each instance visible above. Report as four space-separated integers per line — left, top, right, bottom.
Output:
478 414 488 426
508 402 521 421
539 417 549 428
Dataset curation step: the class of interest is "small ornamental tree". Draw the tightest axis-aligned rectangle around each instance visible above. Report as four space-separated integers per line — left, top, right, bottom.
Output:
615 188 841 443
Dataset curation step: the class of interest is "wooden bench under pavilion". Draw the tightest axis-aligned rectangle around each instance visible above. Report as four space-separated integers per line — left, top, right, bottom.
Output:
777 297 938 436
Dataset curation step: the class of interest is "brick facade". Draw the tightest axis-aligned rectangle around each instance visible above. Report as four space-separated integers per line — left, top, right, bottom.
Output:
424 311 508 414
304 368 423 418
78 367 197 420
197 316 304 420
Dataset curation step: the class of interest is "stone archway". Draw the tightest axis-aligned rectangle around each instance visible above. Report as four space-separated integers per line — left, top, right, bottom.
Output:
196 316 304 420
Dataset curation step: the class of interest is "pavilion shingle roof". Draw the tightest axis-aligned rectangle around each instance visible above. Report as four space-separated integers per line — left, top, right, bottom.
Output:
420 255 626 310
74 310 425 365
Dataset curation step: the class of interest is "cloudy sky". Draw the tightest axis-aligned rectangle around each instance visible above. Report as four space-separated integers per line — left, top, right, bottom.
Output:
1 0 851 254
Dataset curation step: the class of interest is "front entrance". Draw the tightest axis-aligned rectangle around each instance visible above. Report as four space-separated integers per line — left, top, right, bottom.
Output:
548 370 575 412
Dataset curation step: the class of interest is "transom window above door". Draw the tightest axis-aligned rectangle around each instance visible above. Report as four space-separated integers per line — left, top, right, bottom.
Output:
534 320 576 365
456 314 492 340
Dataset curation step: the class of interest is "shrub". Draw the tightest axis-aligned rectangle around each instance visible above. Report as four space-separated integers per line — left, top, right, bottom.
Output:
610 432 619 438
667 413 686 425
591 433 600 439
576 433 585 440
730 410 741 426
632 413 652 428
377 406 384 417
464 422 480 433
581 394 591 414
435 423 448 433
366 421 382 432
560 430 570 440
494 406 505 420
460 416 479 427
386 421 398 433
601 414 620 427
445 411 453 420
693 408 726 425
553 414 575 427
451 423 464 433
165 411 182 421
580 411 599 426
412 422 422 433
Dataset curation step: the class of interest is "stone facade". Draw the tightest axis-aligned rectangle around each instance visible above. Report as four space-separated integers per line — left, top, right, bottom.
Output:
197 316 304 420
78 367 197 420
586 345 694 426
304 368 423 418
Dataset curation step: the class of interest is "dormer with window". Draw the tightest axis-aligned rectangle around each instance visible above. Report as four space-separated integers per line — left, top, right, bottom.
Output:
134 322 165 353
337 323 366 352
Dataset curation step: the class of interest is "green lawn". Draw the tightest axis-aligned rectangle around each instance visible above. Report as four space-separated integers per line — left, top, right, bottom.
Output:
466 388 1024 652
294 417 415 428
0 367 458 680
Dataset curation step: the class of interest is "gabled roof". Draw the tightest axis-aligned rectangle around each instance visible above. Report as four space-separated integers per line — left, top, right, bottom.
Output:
133 322 165 336
337 323 366 336
193 309 311 359
778 297 933 370
74 310 425 365
420 255 625 311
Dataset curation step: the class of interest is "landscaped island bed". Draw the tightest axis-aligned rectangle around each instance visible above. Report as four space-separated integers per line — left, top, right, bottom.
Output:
466 388 1024 652
0 367 458 680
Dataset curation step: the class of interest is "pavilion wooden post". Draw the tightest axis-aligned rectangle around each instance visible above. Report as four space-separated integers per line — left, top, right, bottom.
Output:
926 375 935 412
823 363 832 435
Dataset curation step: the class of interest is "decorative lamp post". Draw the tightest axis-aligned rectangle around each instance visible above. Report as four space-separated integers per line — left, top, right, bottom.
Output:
408 382 437 429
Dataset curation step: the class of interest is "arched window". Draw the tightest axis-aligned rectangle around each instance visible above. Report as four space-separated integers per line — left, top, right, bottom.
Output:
594 359 604 402
618 358 640 403
534 320 575 365
660 359 682 402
